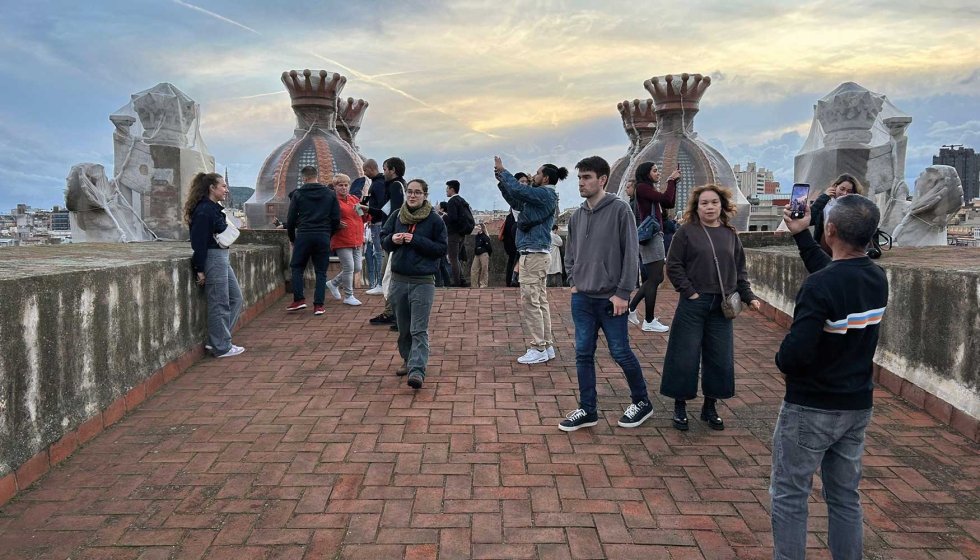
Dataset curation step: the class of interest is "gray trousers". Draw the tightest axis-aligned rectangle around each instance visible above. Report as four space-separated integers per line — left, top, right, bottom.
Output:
205 248 243 356
329 246 362 298
389 280 435 378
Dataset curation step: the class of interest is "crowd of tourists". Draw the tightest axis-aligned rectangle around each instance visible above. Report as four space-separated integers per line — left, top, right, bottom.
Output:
186 154 885 558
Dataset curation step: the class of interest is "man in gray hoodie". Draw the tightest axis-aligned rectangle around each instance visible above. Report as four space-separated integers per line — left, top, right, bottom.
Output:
560 156 652 432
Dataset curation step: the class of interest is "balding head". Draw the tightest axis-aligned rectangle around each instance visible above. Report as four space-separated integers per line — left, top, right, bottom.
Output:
362 159 379 176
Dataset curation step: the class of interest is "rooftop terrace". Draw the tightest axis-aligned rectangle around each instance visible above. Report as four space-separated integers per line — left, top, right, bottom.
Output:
1 286 979 559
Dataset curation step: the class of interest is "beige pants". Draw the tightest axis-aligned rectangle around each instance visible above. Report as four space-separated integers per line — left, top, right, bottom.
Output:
470 253 490 288
519 253 552 351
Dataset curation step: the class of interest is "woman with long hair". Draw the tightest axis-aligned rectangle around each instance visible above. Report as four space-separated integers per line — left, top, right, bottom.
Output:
327 173 368 306
661 184 761 431
471 223 493 288
184 172 244 358
628 161 679 333
382 179 448 389
810 173 864 248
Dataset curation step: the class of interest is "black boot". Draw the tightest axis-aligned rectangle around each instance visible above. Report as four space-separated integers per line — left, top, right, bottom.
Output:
701 398 724 431
673 400 688 431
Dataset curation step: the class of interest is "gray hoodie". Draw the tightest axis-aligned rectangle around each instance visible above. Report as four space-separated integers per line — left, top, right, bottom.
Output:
564 192 639 301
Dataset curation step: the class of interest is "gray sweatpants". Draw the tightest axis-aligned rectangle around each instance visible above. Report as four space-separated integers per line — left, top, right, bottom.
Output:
389 280 435 378
328 246 362 298
205 248 243 356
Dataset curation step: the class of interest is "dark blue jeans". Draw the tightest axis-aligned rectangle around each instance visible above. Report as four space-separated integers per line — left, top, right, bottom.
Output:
660 294 735 401
571 292 648 414
291 232 331 305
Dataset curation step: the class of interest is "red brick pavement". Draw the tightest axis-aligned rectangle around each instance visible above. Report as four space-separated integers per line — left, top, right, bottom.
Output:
1 287 979 559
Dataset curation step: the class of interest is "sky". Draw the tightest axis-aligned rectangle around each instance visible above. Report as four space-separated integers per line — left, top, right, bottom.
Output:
1 0 979 212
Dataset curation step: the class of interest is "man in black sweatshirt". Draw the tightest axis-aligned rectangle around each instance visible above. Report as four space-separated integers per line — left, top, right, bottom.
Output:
771 195 888 560
286 166 341 315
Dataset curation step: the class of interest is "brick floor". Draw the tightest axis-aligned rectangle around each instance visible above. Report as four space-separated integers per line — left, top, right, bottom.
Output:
1 287 979 559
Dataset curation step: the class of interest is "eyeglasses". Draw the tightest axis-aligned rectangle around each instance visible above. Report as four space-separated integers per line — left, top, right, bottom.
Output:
406 190 425 196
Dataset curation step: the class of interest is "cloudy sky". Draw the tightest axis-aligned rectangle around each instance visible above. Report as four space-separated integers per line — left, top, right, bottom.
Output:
2 0 979 212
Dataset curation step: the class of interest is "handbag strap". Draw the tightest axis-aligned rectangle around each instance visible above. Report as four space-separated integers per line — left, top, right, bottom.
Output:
699 223 729 298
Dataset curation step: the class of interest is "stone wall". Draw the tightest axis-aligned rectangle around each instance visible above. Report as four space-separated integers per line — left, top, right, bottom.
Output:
0 242 283 479
745 243 980 434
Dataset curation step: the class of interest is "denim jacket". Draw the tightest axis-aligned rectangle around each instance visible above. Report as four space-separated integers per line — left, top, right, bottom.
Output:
496 170 558 251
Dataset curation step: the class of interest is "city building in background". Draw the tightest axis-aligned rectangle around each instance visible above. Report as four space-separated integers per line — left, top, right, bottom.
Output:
1 204 73 247
733 162 775 198
746 193 791 232
934 145 979 204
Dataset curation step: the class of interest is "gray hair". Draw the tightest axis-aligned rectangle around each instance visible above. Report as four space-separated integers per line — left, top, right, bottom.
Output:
827 195 879 249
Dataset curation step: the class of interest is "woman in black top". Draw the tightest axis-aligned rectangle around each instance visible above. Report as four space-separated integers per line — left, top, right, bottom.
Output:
471 223 493 288
381 179 448 389
661 184 760 431
184 172 244 358
502 209 519 287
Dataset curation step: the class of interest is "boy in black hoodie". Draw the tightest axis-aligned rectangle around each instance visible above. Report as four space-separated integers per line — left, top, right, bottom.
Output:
286 166 341 314
771 195 888 560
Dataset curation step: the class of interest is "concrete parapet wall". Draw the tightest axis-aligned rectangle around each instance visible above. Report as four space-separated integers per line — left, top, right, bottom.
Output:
0 243 284 482
745 244 980 438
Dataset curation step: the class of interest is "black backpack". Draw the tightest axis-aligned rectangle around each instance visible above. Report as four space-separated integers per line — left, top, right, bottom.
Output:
457 198 476 234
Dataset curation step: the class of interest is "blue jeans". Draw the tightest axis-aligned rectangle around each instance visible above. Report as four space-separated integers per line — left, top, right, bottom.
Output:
659 294 734 401
204 248 243 356
770 402 872 560
571 292 648 414
365 223 383 288
290 232 331 305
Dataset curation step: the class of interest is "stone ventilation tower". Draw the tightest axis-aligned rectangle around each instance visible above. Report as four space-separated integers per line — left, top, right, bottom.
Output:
609 98 657 194
245 70 367 228
624 73 750 230
337 97 369 158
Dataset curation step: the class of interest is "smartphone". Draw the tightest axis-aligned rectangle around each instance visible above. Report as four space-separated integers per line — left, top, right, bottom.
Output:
790 183 810 219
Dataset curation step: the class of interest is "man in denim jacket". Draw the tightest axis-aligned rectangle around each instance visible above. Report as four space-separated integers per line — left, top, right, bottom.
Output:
494 156 564 364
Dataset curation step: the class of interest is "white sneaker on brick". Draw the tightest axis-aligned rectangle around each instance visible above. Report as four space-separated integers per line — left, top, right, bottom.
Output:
216 346 245 358
517 348 549 364
343 296 362 306
547 346 555 361
628 309 640 327
327 280 342 300
642 318 670 332
365 285 384 295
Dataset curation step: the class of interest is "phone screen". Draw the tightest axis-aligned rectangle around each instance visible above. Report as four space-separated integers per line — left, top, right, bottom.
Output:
790 184 810 218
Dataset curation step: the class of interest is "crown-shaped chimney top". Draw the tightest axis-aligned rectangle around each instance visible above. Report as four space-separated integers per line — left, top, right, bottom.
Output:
617 99 657 143
644 73 711 115
338 97 369 128
282 69 346 110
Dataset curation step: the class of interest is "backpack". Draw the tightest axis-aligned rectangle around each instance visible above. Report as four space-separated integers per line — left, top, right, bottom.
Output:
457 197 476 234
866 229 892 259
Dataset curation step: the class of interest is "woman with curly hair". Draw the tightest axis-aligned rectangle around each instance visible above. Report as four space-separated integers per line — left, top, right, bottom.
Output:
184 172 244 358
661 184 760 431
810 173 864 250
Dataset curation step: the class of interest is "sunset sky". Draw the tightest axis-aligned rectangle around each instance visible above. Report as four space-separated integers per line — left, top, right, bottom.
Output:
2 0 979 211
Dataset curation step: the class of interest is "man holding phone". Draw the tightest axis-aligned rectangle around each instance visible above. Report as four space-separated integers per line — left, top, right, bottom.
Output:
559 156 652 432
771 196 888 559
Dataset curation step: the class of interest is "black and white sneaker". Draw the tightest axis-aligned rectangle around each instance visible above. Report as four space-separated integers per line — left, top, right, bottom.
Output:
558 409 599 432
618 400 653 428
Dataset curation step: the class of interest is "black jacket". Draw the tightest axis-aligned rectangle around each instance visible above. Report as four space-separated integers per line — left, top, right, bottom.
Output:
286 183 341 242
809 193 832 245
189 198 227 273
474 232 493 256
386 176 406 216
502 212 518 256
381 208 448 277
362 174 388 224
445 194 471 235
775 230 888 410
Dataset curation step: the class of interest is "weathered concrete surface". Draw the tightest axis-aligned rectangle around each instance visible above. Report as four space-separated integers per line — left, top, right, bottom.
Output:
745 244 980 420
0 242 283 477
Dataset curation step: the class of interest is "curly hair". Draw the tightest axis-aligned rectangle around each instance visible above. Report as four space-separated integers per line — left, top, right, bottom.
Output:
182 172 223 225
682 184 738 231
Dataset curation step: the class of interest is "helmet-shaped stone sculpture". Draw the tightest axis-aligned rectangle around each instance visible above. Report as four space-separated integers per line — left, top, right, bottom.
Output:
623 73 750 230
608 99 657 194
245 70 366 228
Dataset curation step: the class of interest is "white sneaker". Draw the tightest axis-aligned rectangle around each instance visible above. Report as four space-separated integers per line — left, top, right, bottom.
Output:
343 296 362 306
517 348 549 364
641 318 670 332
365 285 384 295
327 280 342 300
216 346 245 358
628 309 640 326
547 346 555 361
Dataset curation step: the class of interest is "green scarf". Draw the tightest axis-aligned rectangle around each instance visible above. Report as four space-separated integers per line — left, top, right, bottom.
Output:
399 200 432 225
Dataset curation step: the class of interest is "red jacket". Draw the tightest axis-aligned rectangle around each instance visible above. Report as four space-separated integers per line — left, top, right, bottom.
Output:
331 194 369 249
636 178 677 229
